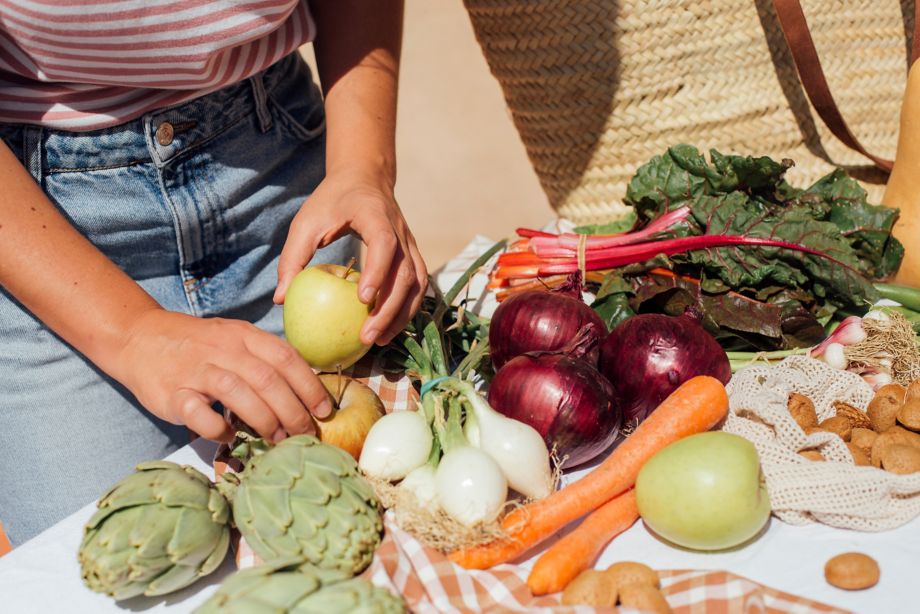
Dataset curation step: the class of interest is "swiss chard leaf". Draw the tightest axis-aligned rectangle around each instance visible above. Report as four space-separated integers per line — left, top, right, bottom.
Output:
574 210 637 235
591 273 635 330
623 145 898 314
593 269 828 350
796 170 904 279
675 190 878 309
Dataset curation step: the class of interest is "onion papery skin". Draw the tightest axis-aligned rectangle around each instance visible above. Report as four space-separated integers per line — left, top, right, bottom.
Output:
487 353 621 468
599 312 731 427
488 290 607 370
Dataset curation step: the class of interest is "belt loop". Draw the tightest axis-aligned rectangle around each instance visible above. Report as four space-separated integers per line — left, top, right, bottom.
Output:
250 72 273 134
22 126 43 184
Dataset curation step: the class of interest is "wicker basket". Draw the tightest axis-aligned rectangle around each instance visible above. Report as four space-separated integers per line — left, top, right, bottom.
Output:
464 0 913 223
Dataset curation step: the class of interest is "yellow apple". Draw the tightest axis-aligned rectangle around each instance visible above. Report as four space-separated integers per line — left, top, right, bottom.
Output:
283 264 373 371
314 374 384 460
636 432 771 551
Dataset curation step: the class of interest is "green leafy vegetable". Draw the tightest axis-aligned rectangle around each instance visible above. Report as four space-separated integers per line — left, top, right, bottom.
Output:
573 211 637 235
588 145 904 350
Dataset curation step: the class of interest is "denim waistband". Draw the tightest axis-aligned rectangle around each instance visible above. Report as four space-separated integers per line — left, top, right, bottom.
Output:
0 52 305 174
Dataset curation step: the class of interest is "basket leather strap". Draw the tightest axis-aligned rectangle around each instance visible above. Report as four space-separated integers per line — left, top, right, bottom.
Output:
772 0 919 171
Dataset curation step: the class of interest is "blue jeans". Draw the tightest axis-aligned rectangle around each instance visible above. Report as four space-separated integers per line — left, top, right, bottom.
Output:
0 53 356 545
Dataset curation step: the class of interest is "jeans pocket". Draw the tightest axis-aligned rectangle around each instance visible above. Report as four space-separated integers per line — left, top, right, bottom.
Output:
268 83 326 143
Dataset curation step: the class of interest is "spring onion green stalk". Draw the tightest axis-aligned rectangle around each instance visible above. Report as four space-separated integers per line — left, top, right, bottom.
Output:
875 282 920 313
726 348 810 373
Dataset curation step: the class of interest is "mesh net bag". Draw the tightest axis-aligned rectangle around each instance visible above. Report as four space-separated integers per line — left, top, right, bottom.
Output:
723 355 920 530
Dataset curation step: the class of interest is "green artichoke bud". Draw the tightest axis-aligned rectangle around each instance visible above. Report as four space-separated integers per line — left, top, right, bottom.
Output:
78 461 231 600
221 434 382 574
194 556 406 614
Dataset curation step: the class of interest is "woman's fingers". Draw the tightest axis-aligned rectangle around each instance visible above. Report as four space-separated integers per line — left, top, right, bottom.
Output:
243 331 332 420
406 236 429 313
217 352 318 438
352 216 398 307
377 234 428 345
274 216 322 304
362 245 415 345
196 364 282 441
172 389 234 442
379 279 422 345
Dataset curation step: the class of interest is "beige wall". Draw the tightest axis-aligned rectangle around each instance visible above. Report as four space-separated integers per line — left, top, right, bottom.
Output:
303 1 550 269
394 1 550 268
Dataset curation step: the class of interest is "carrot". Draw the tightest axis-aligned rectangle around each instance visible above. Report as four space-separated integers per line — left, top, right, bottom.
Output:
449 376 728 569
527 489 639 595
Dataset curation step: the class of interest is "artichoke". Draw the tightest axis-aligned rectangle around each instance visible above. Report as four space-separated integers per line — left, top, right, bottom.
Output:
221 434 382 574
78 461 231 600
195 556 406 614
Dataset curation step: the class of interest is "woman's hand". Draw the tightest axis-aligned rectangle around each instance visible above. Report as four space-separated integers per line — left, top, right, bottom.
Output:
115 309 333 442
273 169 428 346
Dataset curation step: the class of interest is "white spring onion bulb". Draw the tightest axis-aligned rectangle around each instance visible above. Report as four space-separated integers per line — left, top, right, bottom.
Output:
864 371 893 389
435 446 507 526
398 464 439 509
359 411 432 481
863 310 890 322
823 342 848 370
462 390 554 500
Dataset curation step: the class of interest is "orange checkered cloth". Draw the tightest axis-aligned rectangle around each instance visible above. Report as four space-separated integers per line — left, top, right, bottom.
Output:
214 355 843 614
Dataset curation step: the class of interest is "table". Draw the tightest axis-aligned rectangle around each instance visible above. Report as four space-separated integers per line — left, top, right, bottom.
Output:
0 236 916 613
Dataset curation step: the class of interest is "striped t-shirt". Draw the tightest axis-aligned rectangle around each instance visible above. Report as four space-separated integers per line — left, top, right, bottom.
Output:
0 0 315 131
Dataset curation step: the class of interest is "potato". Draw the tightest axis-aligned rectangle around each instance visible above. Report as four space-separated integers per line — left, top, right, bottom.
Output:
618 583 672 614
870 429 920 467
880 444 920 474
897 399 920 432
788 393 818 429
824 552 880 590
905 379 920 404
871 431 900 467
833 401 872 430
799 450 825 461
561 569 616 607
846 443 871 466
885 425 920 448
850 428 878 454
819 416 852 441
605 562 659 589
868 384 906 432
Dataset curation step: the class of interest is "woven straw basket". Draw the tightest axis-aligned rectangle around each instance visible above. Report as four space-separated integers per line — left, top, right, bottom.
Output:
464 0 914 223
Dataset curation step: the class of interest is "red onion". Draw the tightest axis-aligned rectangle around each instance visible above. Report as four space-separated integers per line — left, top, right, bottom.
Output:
599 310 731 426
487 349 621 468
489 273 607 369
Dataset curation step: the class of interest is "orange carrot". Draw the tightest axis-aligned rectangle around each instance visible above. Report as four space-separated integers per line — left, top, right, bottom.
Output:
527 489 638 595
449 376 728 569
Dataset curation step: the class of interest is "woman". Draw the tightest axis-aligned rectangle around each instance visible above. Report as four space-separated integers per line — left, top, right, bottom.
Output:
0 0 426 545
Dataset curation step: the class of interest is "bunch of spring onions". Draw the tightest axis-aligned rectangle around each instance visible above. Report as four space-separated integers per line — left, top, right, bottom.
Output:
358 242 554 530
728 283 920 388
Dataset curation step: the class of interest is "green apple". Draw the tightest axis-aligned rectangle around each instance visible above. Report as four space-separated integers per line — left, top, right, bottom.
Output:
283 264 373 372
635 431 771 551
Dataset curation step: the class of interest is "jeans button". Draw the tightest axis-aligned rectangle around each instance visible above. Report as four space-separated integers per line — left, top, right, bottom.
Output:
156 121 175 146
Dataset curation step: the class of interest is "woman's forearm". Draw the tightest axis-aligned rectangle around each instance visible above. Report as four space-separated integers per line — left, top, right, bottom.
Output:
311 0 403 186
0 141 160 379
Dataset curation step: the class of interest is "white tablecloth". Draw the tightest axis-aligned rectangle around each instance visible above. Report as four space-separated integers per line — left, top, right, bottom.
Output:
0 236 916 613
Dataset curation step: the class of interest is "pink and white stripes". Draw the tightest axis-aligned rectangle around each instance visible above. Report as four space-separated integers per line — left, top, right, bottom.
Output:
0 0 315 130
